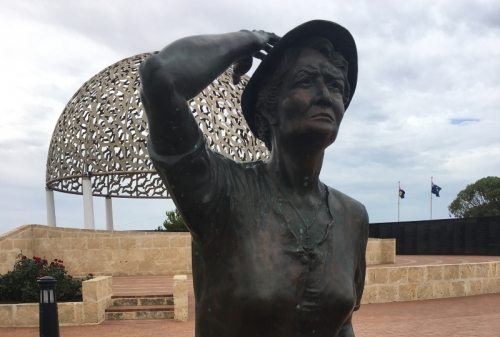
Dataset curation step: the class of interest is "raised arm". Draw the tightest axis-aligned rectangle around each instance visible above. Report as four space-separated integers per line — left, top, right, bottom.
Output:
139 30 278 156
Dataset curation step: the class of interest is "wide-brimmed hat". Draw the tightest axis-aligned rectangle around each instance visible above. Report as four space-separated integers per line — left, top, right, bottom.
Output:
241 20 358 141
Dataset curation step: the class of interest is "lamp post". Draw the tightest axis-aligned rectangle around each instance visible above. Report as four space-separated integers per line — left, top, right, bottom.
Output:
37 276 60 337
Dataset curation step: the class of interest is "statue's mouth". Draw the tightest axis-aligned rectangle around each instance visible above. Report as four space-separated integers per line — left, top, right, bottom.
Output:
309 111 334 122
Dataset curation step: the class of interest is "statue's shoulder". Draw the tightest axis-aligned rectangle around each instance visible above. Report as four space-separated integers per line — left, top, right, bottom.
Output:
209 151 268 188
326 185 369 226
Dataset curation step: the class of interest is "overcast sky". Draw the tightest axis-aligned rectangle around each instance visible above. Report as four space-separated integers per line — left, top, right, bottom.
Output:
1 0 499 235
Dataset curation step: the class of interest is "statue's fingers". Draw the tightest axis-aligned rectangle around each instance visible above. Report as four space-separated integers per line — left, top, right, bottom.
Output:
267 33 281 44
254 51 267 60
262 43 273 53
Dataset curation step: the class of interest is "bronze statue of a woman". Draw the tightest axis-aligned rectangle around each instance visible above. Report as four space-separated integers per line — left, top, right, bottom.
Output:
139 20 369 337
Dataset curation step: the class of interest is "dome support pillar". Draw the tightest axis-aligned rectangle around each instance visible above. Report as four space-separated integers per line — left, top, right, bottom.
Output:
45 188 57 227
105 196 114 231
82 175 95 230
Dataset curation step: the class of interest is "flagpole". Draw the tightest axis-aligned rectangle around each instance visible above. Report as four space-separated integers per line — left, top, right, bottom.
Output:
398 181 400 222
430 176 433 220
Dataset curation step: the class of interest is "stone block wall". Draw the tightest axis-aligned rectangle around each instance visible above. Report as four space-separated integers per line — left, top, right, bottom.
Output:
0 303 39 327
362 261 500 304
366 238 395 265
1 225 393 277
0 226 34 275
81 276 113 324
0 276 112 327
173 275 188 321
0 225 192 276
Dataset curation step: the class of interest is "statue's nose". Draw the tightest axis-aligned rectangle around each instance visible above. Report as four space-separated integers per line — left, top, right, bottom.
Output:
313 80 333 105
316 78 331 98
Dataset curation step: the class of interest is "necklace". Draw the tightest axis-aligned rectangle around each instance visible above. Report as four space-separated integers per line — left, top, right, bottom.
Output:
276 183 333 251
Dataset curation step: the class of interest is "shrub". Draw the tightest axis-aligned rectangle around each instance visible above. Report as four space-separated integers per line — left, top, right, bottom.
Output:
157 209 189 232
0 254 93 303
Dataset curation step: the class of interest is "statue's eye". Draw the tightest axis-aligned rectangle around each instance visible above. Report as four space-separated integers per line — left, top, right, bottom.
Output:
295 76 313 87
325 76 344 91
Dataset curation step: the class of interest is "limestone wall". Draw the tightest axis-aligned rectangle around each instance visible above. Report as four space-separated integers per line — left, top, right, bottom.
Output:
173 275 189 321
81 276 113 324
366 238 395 265
0 225 392 276
0 226 34 276
362 261 500 304
0 225 191 276
0 276 112 327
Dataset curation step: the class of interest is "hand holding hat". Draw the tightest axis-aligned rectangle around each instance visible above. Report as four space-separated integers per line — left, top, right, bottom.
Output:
232 30 280 85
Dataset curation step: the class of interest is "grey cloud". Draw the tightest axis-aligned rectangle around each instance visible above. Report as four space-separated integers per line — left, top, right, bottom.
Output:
440 0 500 32
1 1 500 233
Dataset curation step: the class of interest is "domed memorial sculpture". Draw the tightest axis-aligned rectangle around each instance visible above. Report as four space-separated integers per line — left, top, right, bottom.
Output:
45 52 267 228
140 20 368 337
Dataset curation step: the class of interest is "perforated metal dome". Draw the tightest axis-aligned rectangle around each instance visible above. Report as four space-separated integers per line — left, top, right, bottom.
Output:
45 52 269 198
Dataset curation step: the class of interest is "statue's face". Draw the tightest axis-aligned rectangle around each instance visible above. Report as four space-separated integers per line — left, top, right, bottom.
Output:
273 48 346 149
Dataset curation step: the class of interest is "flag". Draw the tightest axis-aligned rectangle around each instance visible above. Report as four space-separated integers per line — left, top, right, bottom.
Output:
399 188 405 199
431 183 442 197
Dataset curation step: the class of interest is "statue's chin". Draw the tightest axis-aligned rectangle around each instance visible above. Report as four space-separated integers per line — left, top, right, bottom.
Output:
275 127 338 153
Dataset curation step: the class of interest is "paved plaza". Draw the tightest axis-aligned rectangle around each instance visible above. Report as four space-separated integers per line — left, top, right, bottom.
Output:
3 293 500 337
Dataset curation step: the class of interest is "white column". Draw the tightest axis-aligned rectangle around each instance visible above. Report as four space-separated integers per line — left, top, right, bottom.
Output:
105 196 114 231
82 175 95 229
45 188 57 227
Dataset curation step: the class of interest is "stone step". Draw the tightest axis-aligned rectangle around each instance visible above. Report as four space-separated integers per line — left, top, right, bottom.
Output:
111 294 174 307
105 304 174 320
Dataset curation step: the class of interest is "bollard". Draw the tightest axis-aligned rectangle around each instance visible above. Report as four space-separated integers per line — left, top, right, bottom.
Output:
37 276 60 337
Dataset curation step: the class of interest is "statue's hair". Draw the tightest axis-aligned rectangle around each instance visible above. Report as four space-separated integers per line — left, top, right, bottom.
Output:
254 37 350 150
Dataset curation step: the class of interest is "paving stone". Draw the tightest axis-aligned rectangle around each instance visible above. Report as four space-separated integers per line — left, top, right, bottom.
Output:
3 294 500 337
